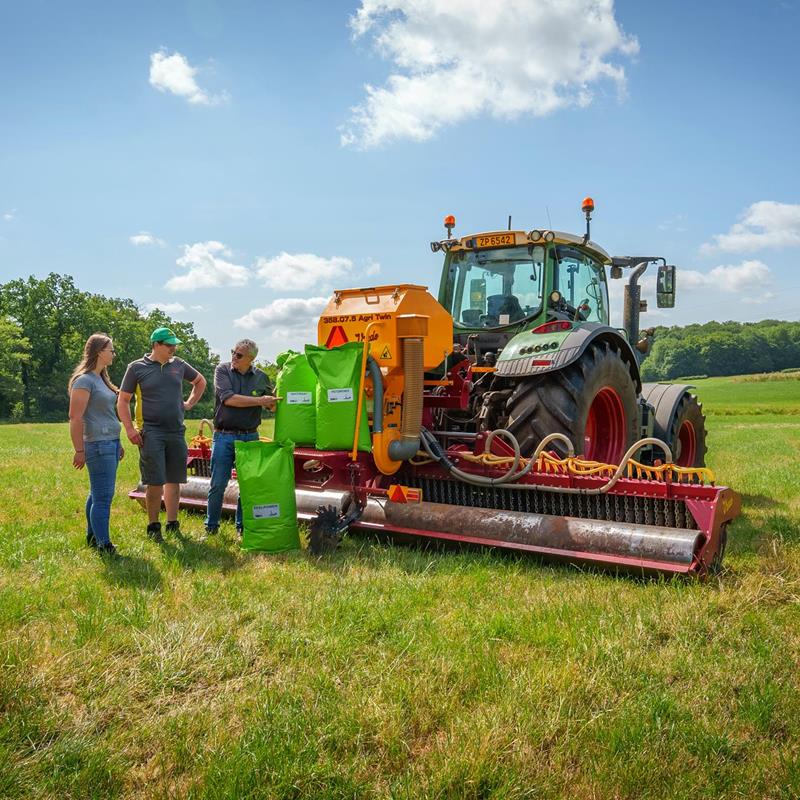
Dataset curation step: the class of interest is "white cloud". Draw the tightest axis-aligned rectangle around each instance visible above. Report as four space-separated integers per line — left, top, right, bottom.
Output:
3 209 16 221
342 0 639 148
680 260 772 296
149 50 223 106
234 296 329 333
700 201 800 253
165 241 249 291
364 258 381 276
130 231 166 247
142 301 187 315
255 252 354 291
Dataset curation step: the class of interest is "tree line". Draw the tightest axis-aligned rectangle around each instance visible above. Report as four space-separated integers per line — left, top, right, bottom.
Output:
1 274 798 421
640 319 800 381
0 273 277 423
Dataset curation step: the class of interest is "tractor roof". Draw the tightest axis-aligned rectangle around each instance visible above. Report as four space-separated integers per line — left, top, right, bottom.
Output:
440 230 611 264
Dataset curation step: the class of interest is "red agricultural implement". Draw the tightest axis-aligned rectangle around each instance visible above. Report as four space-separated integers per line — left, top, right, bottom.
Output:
130 201 741 577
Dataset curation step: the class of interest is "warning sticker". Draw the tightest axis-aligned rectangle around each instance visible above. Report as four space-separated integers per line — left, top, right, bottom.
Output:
380 345 392 360
327 388 354 403
252 503 280 519
324 326 349 349
286 391 312 405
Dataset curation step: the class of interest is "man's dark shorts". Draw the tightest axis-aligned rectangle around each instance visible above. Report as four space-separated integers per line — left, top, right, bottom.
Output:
139 427 188 485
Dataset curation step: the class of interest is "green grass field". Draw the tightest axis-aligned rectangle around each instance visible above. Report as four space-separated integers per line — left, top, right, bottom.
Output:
1 376 799 799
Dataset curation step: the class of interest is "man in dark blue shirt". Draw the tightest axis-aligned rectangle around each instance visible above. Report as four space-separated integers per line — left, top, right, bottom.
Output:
205 338 277 536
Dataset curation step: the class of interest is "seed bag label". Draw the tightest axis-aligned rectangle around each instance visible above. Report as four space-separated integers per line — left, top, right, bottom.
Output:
327 388 354 403
252 503 280 519
286 391 312 405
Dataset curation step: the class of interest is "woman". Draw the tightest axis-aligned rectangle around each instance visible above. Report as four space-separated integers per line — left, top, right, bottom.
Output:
68 333 124 556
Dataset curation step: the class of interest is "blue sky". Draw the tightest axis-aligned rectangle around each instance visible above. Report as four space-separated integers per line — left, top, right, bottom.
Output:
1 0 798 360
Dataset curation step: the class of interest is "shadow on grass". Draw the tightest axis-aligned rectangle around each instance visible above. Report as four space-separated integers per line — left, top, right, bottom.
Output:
741 493 783 510
102 553 163 590
157 529 240 573
304 529 680 585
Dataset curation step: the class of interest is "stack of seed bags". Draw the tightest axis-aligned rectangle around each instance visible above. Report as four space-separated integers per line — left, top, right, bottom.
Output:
305 342 371 452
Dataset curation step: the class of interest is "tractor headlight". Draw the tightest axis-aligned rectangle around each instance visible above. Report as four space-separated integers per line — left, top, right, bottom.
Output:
430 241 441 253
544 230 555 242
528 229 543 242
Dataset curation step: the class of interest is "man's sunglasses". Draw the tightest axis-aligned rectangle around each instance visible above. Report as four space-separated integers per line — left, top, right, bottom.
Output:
158 341 177 348
231 350 248 360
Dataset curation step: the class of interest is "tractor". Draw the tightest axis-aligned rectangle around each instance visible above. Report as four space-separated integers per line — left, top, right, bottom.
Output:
430 198 705 469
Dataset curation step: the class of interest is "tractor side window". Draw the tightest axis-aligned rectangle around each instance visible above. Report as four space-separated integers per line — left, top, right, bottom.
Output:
451 246 544 328
553 247 607 323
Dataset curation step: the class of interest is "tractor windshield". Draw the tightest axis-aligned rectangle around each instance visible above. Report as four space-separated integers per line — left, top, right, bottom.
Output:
447 246 545 328
553 245 608 323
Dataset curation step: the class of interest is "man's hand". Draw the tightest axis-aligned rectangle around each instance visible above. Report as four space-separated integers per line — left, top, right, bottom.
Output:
260 395 279 412
73 451 86 470
126 427 143 446
183 400 193 411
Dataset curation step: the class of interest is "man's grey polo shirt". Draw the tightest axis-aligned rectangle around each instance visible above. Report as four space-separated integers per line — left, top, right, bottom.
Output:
120 355 199 432
213 362 271 431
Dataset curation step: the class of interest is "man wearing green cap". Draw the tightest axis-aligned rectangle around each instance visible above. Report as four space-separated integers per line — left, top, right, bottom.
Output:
117 327 207 542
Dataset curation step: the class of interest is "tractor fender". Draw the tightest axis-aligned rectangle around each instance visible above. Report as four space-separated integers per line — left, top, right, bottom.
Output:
496 323 642 392
640 382 693 446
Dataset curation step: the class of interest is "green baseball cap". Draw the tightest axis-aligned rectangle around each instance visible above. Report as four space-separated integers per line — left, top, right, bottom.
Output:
150 326 182 345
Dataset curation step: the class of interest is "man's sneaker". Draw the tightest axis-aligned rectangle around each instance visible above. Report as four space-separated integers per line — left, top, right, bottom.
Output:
204 525 219 536
86 532 98 549
147 522 164 543
97 542 119 559
236 526 244 540
165 520 181 535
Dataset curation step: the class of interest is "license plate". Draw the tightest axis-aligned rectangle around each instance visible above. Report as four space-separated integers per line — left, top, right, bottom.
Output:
474 233 515 248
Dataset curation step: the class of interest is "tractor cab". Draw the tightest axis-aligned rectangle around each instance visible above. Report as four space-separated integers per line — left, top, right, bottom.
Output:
434 224 612 354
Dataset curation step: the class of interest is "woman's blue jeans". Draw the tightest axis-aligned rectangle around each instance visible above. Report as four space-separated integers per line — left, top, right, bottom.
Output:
205 431 259 531
84 439 121 546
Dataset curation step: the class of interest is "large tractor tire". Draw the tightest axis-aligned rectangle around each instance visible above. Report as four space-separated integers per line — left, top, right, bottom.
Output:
663 392 708 468
505 341 639 464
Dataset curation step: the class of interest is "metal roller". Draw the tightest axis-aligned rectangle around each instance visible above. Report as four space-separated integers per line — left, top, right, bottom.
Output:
161 477 703 572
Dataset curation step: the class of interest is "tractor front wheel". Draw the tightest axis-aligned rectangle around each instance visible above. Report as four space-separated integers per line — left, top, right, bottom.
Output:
505 341 639 463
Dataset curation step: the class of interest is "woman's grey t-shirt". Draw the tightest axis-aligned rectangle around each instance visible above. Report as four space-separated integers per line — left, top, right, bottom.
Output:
71 373 121 442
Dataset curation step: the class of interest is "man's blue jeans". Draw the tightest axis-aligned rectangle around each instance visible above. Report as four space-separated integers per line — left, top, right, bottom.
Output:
85 439 121 546
205 431 259 531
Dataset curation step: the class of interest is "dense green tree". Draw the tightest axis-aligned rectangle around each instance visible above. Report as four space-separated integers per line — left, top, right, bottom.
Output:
640 319 800 380
0 315 30 418
0 274 219 421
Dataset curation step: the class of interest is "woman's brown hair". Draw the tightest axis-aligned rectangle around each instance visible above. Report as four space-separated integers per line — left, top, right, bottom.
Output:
68 333 119 393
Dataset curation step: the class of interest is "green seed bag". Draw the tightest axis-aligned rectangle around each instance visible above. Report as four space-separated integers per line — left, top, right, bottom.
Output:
235 439 300 553
274 350 317 446
305 342 371 452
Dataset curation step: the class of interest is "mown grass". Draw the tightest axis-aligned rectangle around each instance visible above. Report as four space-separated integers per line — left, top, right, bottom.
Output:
684 374 800 415
1 376 799 799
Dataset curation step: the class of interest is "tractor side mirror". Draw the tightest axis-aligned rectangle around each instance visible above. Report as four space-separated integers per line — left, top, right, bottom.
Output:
657 264 676 308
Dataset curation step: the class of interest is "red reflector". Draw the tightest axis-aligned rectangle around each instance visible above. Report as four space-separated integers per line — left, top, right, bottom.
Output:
387 484 423 503
324 325 349 348
531 321 571 334
531 359 552 366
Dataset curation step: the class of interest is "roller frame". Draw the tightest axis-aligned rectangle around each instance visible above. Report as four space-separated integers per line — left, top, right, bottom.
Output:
129 443 740 578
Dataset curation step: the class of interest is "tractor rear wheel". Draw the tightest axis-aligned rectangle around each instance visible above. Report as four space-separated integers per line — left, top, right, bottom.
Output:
505 341 639 463
667 393 707 467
